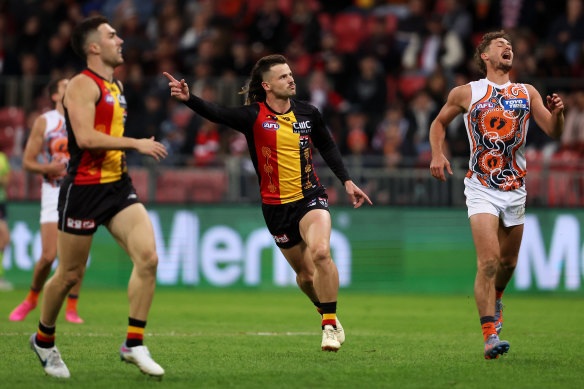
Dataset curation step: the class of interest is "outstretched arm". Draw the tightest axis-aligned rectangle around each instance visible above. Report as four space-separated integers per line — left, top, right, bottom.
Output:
526 85 564 139
429 85 469 181
163 72 255 132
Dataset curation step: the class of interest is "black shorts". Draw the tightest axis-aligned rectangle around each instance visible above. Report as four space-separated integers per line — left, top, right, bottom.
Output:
0 203 6 220
58 175 139 235
262 189 330 249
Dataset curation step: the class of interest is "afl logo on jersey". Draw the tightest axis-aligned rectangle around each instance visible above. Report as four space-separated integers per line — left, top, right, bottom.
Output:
262 121 280 130
104 94 116 105
476 102 495 110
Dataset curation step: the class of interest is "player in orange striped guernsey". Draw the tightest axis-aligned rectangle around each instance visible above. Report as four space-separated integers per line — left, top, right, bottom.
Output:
10 78 87 324
429 31 564 359
164 54 372 352
29 16 167 378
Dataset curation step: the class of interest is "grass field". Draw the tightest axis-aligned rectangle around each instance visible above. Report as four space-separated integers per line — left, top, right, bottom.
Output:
1 288 583 388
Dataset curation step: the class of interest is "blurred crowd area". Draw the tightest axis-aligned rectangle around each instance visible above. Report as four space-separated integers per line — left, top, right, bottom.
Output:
0 0 584 172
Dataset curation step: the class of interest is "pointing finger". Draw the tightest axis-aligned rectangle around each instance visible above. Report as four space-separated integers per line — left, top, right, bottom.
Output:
162 72 178 83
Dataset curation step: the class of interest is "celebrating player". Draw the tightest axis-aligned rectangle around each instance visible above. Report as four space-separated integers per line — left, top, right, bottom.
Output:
429 31 564 359
164 54 371 352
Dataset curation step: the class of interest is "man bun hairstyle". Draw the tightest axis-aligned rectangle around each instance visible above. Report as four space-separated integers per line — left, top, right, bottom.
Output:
240 54 288 104
474 30 511 76
71 15 109 61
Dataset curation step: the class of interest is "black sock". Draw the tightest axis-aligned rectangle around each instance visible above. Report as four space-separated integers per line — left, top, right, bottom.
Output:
126 317 146 347
36 321 56 348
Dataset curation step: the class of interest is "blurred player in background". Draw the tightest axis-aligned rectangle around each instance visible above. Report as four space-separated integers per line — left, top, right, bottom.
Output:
164 54 371 352
0 150 11 291
429 31 564 359
10 78 86 323
30 16 167 378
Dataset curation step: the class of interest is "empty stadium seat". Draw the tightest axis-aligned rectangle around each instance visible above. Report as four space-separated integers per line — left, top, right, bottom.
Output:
397 75 427 100
332 13 365 53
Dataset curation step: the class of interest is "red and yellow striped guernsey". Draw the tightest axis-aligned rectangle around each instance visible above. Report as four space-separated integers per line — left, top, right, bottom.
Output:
253 102 321 204
65 69 128 185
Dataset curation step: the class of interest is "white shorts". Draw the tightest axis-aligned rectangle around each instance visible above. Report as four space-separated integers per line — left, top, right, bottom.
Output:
464 176 526 227
40 182 60 224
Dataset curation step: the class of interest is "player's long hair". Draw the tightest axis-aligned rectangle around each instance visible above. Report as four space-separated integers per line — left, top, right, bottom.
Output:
239 54 288 105
474 30 512 76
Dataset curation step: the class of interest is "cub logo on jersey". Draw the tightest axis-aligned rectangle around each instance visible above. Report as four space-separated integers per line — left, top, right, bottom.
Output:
262 121 280 131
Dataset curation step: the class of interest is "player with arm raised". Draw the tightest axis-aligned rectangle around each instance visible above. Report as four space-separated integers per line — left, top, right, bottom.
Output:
429 31 564 359
164 54 371 352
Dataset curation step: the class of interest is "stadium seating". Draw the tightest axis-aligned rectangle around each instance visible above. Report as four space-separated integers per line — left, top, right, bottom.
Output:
0 107 25 157
155 169 227 203
332 13 365 53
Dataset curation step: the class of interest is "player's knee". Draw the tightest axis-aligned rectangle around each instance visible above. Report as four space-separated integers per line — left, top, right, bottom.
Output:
478 257 498 278
61 270 82 289
310 244 332 265
296 271 314 287
499 256 517 271
39 250 57 265
136 248 158 274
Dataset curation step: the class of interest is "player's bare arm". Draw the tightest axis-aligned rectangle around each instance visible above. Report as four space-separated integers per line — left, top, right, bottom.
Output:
429 84 470 181
23 115 67 177
65 74 167 161
344 180 372 208
525 85 564 139
163 72 190 102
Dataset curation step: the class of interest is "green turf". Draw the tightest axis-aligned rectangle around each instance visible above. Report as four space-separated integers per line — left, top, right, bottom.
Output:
1 289 583 388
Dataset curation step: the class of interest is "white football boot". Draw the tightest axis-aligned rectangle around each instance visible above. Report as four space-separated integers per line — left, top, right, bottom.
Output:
321 325 341 352
335 317 345 345
120 343 165 377
30 334 70 378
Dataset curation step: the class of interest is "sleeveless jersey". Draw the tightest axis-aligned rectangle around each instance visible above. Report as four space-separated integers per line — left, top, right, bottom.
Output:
463 78 530 191
65 69 128 185
41 109 69 187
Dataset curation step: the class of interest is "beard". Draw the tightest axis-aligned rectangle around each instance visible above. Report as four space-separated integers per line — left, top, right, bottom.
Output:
494 59 512 73
498 63 512 73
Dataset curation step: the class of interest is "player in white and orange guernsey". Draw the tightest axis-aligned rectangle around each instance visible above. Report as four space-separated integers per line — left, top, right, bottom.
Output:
429 31 564 359
9 78 87 324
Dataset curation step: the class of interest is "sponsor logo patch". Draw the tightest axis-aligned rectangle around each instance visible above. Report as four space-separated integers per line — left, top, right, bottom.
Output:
318 197 328 207
262 121 280 130
66 217 96 230
293 120 312 134
476 102 495 110
307 198 317 207
503 98 528 110
273 234 290 243
104 94 116 105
